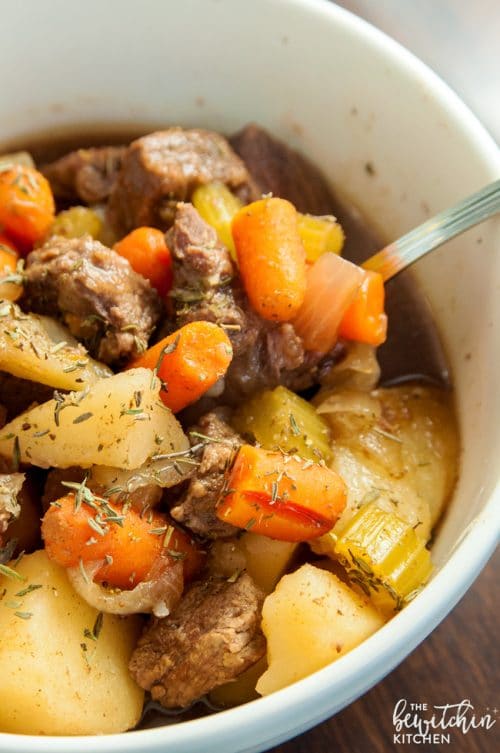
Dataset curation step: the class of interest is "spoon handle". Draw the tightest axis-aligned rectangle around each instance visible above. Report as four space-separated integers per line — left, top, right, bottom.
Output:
363 179 500 281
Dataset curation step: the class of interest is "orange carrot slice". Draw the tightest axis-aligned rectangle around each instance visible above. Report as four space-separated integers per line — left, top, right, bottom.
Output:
338 269 387 346
0 165 55 251
42 493 203 589
232 197 307 321
114 226 173 296
216 445 346 541
0 234 22 301
128 320 233 413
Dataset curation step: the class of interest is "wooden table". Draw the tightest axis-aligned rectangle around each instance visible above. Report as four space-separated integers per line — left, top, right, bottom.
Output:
271 3 499 752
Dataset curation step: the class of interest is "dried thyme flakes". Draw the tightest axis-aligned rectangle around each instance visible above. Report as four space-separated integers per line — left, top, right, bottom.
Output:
15 583 42 597
14 611 32 620
73 411 93 424
84 612 104 642
289 413 301 436
0 563 25 582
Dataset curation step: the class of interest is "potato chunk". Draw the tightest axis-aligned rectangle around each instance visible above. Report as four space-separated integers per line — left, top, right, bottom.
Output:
256 564 384 695
0 368 189 469
315 384 459 537
240 533 298 593
0 302 111 391
0 550 143 735
209 533 298 594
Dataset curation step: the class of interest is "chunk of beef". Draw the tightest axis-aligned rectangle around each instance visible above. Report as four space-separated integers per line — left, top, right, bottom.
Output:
166 203 256 354
42 146 126 204
224 322 318 402
230 123 335 214
170 410 241 538
167 201 234 292
129 573 266 708
22 236 162 365
108 128 252 235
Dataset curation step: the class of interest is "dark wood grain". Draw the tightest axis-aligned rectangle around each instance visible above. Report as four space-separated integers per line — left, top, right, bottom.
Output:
269 549 499 753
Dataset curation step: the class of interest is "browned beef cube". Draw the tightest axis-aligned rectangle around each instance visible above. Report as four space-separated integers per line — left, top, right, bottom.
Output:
129 573 266 708
170 410 241 539
42 146 126 204
108 128 252 234
22 236 162 365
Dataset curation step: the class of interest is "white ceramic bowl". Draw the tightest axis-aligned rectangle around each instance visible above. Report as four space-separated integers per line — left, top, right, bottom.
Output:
1 1 499 751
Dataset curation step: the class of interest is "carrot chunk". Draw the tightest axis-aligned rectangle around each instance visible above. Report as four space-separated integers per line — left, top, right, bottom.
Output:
216 445 346 542
114 226 173 296
0 235 22 301
42 493 203 589
338 269 387 346
0 165 55 251
232 197 307 321
128 320 233 413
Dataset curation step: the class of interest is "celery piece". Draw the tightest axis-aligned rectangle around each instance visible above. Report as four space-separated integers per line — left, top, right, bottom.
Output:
192 182 243 260
334 502 433 613
232 385 332 463
50 206 103 241
297 213 345 262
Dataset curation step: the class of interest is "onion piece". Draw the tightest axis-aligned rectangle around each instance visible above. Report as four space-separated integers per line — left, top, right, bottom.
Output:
68 556 184 617
293 253 363 354
0 151 35 169
88 467 164 510
0 473 25 532
315 389 382 420
204 376 226 398
90 449 195 504
317 341 381 393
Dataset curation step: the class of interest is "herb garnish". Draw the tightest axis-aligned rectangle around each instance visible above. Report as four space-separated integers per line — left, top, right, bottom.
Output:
15 583 42 597
289 413 301 436
0 563 25 582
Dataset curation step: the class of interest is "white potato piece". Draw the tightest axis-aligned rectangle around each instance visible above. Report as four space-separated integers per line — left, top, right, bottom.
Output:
89 405 196 495
316 384 459 538
257 564 384 695
207 534 297 595
0 302 111 390
0 550 144 735
240 533 298 594
0 368 189 469
379 386 459 527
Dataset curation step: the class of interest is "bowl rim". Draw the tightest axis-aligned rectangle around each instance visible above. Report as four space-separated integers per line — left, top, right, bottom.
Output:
1 0 499 750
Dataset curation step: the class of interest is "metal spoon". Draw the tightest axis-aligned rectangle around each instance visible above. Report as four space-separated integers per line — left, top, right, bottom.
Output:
362 179 500 280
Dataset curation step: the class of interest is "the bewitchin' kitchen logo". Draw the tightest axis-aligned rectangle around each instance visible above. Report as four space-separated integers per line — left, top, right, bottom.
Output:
392 698 497 745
